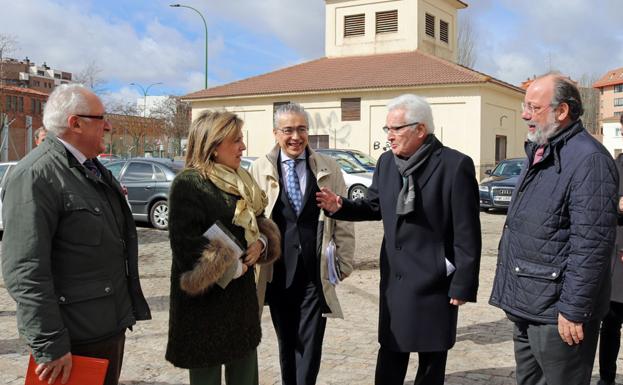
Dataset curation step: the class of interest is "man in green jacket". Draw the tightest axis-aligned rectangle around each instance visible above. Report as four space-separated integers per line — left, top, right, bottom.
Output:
1 84 151 385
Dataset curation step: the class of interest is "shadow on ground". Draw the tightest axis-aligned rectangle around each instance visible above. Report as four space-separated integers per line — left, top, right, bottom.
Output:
456 317 513 345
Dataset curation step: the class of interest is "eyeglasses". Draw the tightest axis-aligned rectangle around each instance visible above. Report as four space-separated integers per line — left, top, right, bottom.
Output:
75 114 110 124
276 126 308 135
382 121 419 134
76 114 106 120
521 103 554 115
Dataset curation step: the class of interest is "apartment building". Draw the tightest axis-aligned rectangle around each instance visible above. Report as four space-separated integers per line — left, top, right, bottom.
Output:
0 57 72 94
594 67 623 127
0 85 47 159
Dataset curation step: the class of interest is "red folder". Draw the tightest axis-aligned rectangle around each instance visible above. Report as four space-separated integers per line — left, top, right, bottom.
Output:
25 354 109 385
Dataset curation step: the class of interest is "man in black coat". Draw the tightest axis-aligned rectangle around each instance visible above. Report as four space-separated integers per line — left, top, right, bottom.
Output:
489 74 618 385
317 94 481 385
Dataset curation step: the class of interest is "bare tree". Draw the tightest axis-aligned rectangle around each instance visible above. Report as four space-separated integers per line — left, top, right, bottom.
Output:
457 14 477 68
106 102 166 157
74 60 107 94
577 73 600 135
149 96 191 157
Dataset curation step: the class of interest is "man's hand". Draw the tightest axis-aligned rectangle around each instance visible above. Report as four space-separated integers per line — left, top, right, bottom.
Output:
244 240 263 266
35 352 72 384
449 298 466 306
558 313 584 345
316 187 342 214
618 197 623 212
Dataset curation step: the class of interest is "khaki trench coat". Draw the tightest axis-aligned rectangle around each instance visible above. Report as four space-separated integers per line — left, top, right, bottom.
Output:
250 145 355 318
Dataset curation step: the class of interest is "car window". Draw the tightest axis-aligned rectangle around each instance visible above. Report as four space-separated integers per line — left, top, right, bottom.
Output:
105 162 125 179
122 162 154 182
350 151 377 167
335 158 367 174
153 165 167 181
492 159 525 177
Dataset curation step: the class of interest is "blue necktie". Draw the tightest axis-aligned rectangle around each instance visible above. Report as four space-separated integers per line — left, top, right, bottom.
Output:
284 159 302 214
83 159 102 179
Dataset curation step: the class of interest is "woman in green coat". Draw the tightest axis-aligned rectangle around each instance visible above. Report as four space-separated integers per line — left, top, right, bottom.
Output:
166 110 280 385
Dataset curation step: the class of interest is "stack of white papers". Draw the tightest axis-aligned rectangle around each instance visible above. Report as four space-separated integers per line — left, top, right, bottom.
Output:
327 240 341 285
203 221 243 259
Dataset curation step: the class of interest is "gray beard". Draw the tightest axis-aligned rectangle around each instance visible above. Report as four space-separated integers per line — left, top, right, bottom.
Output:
527 121 560 145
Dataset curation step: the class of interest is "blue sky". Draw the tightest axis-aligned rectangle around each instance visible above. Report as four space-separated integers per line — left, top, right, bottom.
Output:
1 0 622 106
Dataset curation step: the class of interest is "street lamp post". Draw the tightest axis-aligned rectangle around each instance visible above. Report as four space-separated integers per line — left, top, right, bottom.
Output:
130 82 163 117
170 3 208 89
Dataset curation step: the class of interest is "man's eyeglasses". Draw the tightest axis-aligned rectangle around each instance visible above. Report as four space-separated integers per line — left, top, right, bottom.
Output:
382 121 419 134
276 126 308 135
76 114 106 120
521 103 554 115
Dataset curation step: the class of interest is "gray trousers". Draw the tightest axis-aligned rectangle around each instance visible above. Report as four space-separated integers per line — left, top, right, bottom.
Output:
513 319 600 385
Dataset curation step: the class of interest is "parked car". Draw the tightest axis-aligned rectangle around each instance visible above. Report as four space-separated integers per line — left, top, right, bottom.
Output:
104 158 184 230
316 149 377 172
0 161 18 231
240 156 257 170
333 157 373 200
479 157 527 211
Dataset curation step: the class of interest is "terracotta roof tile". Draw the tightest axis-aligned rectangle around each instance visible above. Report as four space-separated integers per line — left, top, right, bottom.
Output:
593 66 623 88
183 50 523 100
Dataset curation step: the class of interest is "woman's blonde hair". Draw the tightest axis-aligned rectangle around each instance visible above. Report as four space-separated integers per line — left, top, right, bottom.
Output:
185 110 243 175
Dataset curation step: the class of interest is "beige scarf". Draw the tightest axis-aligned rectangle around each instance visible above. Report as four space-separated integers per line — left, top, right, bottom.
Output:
207 163 268 245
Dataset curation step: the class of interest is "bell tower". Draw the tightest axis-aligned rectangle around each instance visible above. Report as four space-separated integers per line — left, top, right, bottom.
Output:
324 0 467 61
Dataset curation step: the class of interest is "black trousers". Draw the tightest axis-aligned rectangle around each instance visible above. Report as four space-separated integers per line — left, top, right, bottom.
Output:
268 268 327 385
374 345 448 385
71 330 126 385
513 319 600 385
599 301 623 383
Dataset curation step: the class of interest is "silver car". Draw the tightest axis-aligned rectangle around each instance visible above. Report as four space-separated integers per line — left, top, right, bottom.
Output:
333 158 373 200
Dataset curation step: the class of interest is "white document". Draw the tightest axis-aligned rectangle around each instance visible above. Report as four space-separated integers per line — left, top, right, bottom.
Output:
445 258 456 276
327 240 340 285
203 221 243 260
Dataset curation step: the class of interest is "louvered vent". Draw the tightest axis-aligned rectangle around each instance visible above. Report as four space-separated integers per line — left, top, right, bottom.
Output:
440 20 449 43
375 10 398 34
341 98 361 121
425 13 435 38
344 14 365 37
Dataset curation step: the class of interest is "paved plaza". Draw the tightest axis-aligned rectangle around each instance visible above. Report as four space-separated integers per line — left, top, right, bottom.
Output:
0 213 620 384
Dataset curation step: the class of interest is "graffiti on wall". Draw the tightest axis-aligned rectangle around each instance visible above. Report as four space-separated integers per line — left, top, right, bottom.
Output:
308 110 352 148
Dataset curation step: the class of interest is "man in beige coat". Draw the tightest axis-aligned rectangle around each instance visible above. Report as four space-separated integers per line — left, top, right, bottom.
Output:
250 102 354 385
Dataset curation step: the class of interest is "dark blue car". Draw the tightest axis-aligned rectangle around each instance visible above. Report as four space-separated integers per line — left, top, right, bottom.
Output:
479 157 527 211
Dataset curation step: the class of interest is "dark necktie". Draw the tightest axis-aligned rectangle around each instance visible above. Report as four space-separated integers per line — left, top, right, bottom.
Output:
83 158 102 179
284 159 302 214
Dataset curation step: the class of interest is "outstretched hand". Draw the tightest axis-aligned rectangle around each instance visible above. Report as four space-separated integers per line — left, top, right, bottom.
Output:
316 187 342 214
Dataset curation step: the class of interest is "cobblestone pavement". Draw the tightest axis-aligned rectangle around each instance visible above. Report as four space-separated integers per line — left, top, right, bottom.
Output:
0 214 620 384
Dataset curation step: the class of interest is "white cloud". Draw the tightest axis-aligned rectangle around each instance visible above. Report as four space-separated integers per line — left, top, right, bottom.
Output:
463 1 623 85
1 0 209 94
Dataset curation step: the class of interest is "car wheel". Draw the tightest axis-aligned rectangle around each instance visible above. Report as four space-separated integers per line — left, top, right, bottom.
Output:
349 184 367 200
149 200 169 230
